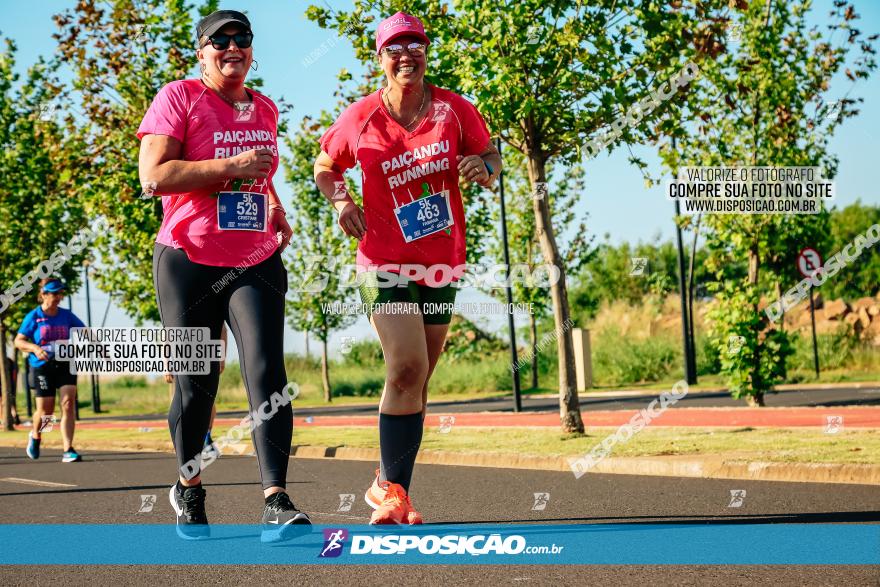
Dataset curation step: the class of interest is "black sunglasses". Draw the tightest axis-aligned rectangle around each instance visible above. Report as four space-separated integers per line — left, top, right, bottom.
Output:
204 31 253 50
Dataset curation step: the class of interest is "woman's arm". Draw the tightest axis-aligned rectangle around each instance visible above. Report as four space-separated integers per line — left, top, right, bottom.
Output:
267 180 292 251
314 151 355 212
268 180 283 209
457 141 502 189
478 142 502 187
14 333 47 362
314 151 366 240
138 135 275 195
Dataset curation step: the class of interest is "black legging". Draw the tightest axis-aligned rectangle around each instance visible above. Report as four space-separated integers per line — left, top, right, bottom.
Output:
153 243 290 489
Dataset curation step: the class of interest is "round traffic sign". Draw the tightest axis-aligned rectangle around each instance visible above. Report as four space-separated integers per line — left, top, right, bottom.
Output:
797 247 823 278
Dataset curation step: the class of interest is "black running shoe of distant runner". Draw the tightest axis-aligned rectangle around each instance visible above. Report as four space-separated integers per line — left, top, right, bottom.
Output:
169 483 210 540
260 492 311 543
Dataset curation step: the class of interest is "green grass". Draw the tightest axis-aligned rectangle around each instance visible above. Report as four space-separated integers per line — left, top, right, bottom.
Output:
9 325 880 419
3 425 877 465
24 380 501 419
12 361 879 421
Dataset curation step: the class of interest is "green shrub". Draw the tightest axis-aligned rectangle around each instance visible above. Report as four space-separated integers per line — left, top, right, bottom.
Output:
343 340 383 366
430 350 512 394
334 376 383 397
788 327 856 372
696 332 721 376
109 376 147 389
592 328 679 386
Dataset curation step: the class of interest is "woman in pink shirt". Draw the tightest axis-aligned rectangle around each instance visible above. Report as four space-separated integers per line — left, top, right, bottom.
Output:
138 10 308 541
315 12 502 525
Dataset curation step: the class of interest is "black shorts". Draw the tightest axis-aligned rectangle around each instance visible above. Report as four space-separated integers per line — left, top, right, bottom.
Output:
30 361 77 398
357 271 458 325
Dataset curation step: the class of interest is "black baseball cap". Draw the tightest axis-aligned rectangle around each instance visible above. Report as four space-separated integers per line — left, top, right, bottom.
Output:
196 10 252 39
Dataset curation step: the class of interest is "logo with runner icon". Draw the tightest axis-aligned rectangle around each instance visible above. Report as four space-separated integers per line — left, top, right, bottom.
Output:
438 415 455 433
630 257 648 276
337 494 355 512
38 415 57 433
319 528 348 558
233 101 255 123
531 492 550 511
824 415 843 434
138 494 157 513
431 102 450 123
728 489 746 508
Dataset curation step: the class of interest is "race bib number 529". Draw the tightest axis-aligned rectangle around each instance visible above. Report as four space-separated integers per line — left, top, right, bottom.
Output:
217 192 267 231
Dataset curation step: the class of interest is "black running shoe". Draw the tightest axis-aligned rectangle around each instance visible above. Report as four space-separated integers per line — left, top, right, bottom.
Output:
169 483 210 540
260 492 311 543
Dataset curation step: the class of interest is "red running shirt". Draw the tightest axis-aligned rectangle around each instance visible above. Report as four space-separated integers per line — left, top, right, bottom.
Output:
320 85 491 279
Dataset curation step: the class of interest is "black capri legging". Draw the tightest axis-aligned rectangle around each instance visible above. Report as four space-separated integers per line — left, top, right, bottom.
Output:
153 243 290 489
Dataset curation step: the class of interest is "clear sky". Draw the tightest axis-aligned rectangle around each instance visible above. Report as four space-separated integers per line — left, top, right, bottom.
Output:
4 0 879 362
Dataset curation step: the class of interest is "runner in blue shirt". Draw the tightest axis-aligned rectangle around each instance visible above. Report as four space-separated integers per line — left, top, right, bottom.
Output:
14 279 85 462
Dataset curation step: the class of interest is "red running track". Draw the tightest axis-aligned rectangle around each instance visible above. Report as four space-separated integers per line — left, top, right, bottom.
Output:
64 406 880 430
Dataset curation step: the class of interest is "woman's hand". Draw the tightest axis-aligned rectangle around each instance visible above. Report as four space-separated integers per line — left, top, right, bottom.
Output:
228 148 275 179
270 206 293 251
32 345 49 362
456 155 490 186
336 201 367 240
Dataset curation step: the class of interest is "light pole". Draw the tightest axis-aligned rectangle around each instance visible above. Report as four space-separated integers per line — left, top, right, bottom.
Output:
496 138 522 411
83 261 101 413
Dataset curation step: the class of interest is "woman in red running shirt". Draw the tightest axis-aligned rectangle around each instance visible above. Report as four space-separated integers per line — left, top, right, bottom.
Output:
314 11 502 525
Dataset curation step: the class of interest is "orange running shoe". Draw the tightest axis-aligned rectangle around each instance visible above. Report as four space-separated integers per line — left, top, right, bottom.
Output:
364 470 423 525
364 469 385 509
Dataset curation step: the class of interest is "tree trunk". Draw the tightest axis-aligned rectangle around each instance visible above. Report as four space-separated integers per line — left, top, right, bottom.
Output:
304 330 310 359
775 280 787 380
748 246 765 407
775 281 785 330
13 348 20 424
0 322 13 431
529 312 538 390
321 338 331 403
687 214 701 379
526 152 584 433
745 393 765 407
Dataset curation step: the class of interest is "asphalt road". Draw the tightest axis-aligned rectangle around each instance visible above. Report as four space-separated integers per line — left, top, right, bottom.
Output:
0 446 877 584
295 385 879 415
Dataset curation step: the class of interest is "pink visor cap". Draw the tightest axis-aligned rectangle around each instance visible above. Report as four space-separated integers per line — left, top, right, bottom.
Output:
375 12 430 53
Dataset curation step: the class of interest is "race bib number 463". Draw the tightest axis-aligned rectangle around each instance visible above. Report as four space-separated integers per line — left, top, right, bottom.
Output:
217 192 267 231
394 191 453 242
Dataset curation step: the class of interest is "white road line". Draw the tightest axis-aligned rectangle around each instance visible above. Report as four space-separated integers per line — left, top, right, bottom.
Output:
0 477 77 488
310 511 371 521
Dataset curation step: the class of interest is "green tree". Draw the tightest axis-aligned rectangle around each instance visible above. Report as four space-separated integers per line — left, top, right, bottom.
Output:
54 0 214 323
569 238 706 325
307 0 710 432
652 1 876 405
0 40 89 429
282 113 358 402
819 201 880 300
485 148 593 389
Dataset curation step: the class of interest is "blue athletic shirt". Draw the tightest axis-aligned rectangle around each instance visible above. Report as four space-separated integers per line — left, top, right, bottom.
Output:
17 307 85 368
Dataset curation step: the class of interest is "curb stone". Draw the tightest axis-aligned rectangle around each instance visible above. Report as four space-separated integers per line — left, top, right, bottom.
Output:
1 437 874 485
289 446 879 486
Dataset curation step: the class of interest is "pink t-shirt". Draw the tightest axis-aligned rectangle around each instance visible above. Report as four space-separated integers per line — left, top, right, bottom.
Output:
320 85 491 282
137 79 280 267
